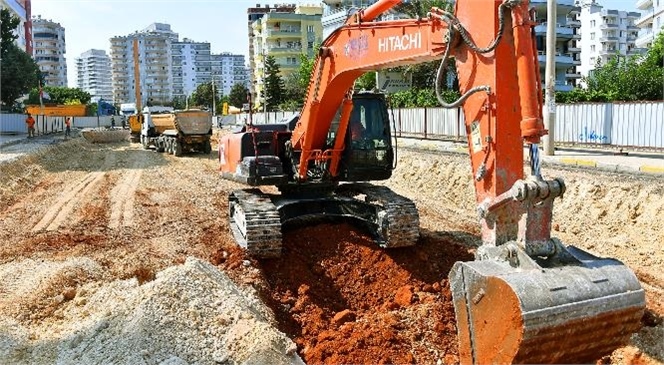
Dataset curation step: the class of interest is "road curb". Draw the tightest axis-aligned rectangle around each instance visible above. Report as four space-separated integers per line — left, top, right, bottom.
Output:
639 165 664 174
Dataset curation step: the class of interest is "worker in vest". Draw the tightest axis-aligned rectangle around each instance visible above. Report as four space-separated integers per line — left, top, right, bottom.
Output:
25 113 36 138
65 117 71 138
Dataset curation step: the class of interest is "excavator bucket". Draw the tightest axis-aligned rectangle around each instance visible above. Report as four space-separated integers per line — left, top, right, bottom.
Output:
449 241 645 364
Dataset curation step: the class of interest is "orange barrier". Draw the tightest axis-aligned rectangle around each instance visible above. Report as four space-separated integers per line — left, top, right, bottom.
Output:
25 104 87 117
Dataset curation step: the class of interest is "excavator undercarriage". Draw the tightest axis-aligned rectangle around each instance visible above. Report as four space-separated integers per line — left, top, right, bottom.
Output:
229 184 419 258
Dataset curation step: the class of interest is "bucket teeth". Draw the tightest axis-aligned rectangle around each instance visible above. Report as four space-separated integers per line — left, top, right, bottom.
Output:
450 242 645 364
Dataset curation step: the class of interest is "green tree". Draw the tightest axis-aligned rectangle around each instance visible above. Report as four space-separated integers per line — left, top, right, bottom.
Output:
390 0 456 92
25 86 91 105
263 55 285 111
228 83 249 108
567 32 664 102
280 52 318 110
1 44 41 110
1 10 41 110
191 82 217 110
1 8 19 57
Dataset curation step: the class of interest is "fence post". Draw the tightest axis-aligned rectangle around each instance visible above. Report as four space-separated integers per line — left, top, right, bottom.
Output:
398 108 402 138
423 107 428 139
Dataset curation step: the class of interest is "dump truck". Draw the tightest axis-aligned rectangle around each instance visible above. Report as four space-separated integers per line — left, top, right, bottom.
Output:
140 109 212 156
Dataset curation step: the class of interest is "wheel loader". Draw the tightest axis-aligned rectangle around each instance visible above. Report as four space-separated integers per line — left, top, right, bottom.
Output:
218 0 646 363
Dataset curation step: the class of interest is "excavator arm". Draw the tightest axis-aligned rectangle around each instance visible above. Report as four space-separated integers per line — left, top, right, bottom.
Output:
290 4 459 180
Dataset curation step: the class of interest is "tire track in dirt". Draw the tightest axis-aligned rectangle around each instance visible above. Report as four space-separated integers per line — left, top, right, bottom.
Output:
108 169 142 228
31 172 105 232
32 150 117 232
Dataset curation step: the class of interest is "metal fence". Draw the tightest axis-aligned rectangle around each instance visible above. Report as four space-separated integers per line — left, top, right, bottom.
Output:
0 114 118 134
227 102 664 150
5 101 662 150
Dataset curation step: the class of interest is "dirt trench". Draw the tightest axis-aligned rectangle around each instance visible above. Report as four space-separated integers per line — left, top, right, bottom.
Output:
0 136 662 364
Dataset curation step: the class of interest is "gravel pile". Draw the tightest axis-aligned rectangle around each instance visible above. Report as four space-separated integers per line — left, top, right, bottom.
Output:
0 258 303 365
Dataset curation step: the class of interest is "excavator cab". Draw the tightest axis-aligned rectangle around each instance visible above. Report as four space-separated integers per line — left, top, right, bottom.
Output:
337 92 394 182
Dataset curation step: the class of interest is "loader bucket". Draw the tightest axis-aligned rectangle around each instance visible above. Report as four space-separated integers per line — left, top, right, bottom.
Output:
449 243 645 364
81 128 130 143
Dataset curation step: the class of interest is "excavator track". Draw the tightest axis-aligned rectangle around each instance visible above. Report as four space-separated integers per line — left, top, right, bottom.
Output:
228 189 282 258
337 184 420 248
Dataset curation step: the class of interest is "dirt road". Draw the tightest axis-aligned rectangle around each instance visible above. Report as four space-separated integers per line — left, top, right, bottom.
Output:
0 137 661 364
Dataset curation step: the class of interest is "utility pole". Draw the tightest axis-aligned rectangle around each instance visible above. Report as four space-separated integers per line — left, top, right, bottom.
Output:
212 75 216 117
543 0 557 156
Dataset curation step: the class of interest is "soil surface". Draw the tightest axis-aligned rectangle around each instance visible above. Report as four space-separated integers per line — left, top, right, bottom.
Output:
0 134 662 364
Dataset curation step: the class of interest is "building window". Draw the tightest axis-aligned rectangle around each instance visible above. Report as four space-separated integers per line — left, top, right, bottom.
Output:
590 32 595 40
590 20 596 27
591 45 596 52
307 25 314 33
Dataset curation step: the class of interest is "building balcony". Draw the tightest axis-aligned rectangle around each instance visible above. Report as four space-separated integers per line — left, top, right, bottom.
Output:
626 11 641 19
264 13 307 22
573 58 581 65
267 46 303 54
569 46 581 52
599 35 619 42
566 72 582 79
268 29 302 37
627 48 647 55
537 52 574 66
601 9 619 17
566 18 581 27
627 24 641 31
599 48 618 55
635 31 654 48
534 23 574 39
600 23 619 29
635 10 654 27
636 0 653 9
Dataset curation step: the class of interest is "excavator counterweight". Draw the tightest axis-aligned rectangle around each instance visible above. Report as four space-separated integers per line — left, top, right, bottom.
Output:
219 0 646 362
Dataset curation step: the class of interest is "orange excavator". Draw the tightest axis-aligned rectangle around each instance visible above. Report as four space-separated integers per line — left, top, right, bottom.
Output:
219 0 645 362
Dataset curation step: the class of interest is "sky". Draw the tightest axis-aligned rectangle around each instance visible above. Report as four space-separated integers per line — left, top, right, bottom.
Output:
31 0 641 88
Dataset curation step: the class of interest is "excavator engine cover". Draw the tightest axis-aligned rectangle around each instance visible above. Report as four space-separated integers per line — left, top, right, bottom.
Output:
449 240 645 364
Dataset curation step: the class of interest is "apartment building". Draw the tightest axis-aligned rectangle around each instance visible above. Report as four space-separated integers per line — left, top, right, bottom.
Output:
247 3 296 98
76 49 112 101
322 0 378 38
32 15 67 87
1 0 32 53
110 23 177 106
250 3 323 107
211 53 250 96
578 2 641 78
527 0 582 91
635 0 664 48
172 39 211 99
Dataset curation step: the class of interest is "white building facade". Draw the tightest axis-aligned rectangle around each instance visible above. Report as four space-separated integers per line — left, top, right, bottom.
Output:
1 0 32 53
578 3 641 77
110 23 176 105
635 0 664 48
211 53 249 97
172 39 211 99
76 49 112 101
32 15 67 87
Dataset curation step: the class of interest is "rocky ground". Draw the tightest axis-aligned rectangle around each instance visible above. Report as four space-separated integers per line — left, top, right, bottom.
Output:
0 132 661 364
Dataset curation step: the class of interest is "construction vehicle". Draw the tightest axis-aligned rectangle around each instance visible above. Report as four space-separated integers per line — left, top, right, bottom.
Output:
218 0 645 363
126 39 144 143
140 107 212 156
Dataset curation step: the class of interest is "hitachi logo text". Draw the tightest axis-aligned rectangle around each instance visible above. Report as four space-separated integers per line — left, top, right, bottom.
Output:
378 32 422 52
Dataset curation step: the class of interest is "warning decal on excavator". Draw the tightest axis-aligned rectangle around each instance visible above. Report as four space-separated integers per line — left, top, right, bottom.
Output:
470 121 482 154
